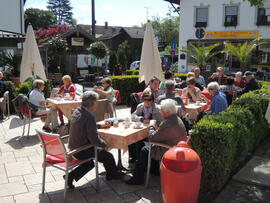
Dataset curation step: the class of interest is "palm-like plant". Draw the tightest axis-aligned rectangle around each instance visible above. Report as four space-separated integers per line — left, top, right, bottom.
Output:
223 37 266 72
181 42 220 71
0 52 22 76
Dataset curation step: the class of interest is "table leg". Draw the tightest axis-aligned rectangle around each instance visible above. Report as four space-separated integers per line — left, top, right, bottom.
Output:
117 149 129 171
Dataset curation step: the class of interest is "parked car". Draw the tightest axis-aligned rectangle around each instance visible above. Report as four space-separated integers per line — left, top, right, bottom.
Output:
130 61 140 70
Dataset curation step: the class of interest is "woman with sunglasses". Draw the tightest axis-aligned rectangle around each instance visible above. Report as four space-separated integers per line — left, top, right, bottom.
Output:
182 77 201 103
129 89 162 163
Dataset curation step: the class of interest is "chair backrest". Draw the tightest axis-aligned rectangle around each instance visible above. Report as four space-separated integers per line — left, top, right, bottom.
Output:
113 89 121 104
18 100 31 118
55 73 62 82
36 129 66 161
75 84 83 96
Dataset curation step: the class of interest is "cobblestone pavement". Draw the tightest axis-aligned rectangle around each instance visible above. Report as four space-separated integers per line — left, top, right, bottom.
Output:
214 136 270 203
0 105 163 203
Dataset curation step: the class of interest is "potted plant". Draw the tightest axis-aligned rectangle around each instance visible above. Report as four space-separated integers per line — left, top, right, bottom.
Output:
0 52 22 86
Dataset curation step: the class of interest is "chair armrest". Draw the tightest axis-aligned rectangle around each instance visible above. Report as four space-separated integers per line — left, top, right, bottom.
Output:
67 144 94 156
61 134 69 139
149 141 172 149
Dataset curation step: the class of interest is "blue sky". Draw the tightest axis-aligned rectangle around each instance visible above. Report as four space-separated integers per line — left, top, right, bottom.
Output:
24 0 178 27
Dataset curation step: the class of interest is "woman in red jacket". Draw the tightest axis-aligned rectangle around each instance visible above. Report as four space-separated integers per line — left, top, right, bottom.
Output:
57 75 76 125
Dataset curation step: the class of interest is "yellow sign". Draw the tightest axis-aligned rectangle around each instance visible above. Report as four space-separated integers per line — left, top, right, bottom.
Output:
205 30 258 39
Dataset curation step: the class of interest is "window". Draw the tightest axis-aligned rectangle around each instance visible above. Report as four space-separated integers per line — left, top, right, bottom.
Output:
257 7 270 25
224 6 238 26
195 8 208 27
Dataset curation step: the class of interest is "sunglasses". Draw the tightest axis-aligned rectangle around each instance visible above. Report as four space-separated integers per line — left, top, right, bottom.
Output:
143 98 153 101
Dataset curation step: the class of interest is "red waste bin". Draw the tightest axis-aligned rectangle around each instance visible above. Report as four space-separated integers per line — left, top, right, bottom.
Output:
161 141 202 203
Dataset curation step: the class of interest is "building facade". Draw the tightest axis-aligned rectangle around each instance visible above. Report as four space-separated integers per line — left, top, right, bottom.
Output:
178 0 270 72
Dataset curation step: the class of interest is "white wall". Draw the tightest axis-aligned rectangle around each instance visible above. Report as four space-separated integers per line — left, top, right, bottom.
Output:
178 0 270 72
0 0 24 34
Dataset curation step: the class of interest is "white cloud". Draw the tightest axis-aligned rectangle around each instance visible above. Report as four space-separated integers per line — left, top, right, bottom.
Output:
25 4 47 10
102 5 113 12
73 5 91 12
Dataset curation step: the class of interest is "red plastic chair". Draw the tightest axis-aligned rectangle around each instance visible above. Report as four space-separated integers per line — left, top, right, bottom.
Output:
18 101 47 138
113 89 121 104
36 129 99 202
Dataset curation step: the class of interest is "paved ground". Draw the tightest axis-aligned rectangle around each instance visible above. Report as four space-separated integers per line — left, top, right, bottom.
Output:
0 105 162 203
0 105 269 203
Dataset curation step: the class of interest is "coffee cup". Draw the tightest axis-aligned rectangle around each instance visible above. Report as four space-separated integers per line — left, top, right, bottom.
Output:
196 101 200 105
135 122 142 128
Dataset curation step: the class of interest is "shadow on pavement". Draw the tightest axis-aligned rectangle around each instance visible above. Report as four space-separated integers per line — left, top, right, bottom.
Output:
5 134 40 149
8 117 39 130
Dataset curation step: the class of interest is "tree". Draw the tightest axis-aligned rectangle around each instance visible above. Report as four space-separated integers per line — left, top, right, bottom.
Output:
25 8 56 30
223 37 267 72
0 52 22 77
247 0 264 6
108 51 117 75
47 0 73 25
48 35 68 70
87 42 108 60
116 41 129 71
181 42 220 71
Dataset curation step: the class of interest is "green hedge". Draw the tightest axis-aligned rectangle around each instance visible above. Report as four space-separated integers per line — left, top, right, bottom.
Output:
109 75 145 104
190 82 270 200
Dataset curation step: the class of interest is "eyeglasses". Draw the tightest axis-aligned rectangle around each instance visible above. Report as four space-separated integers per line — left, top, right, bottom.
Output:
143 98 153 102
208 88 214 91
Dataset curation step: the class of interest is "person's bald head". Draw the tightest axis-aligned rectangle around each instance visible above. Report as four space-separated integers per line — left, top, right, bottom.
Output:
0 72 3 80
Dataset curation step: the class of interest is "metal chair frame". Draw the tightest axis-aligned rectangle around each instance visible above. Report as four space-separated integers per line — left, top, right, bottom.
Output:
36 129 99 202
145 141 172 187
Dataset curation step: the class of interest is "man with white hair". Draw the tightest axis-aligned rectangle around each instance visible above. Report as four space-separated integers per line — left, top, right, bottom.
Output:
207 82 228 114
194 67 206 87
208 67 227 85
0 72 8 120
126 99 187 185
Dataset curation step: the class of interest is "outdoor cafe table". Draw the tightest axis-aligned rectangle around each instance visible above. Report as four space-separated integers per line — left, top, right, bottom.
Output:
182 102 208 122
97 121 149 170
46 97 113 122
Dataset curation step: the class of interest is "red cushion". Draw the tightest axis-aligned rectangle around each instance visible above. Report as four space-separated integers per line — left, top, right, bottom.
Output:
137 92 143 100
45 155 82 169
113 89 121 104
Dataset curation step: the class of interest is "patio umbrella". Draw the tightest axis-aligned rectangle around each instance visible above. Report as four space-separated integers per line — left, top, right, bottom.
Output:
139 22 164 84
20 24 46 82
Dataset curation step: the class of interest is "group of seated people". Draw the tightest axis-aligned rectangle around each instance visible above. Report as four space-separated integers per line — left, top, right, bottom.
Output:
32 66 262 189
29 75 116 133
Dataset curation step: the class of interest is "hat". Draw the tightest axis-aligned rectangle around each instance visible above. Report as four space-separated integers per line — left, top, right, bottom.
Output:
243 71 253 77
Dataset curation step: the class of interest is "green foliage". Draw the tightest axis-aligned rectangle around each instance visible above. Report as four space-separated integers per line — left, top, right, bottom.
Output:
47 0 73 25
143 12 179 50
223 36 267 72
108 51 117 75
25 8 56 30
247 0 264 6
87 41 108 59
0 52 22 77
48 35 68 68
109 75 145 104
117 41 129 71
4 81 16 114
190 83 270 198
181 42 220 71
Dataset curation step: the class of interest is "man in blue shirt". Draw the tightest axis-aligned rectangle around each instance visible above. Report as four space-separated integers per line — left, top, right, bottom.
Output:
208 82 228 114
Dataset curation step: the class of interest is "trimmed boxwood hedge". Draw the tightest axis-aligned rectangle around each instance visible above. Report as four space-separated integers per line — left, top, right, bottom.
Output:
190 81 270 200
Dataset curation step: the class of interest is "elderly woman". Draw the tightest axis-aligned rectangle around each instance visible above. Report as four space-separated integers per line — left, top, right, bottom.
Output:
129 89 162 163
179 72 203 91
182 77 201 103
126 99 187 185
57 75 76 125
207 82 228 114
29 80 58 132
234 72 246 89
93 77 116 117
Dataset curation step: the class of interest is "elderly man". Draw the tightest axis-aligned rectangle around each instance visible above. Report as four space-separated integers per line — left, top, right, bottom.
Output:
129 89 162 163
208 82 228 114
0 72 8 120
157 80 185 108
194 67 206 87
66 91 123 189
145 77 162 102
237 71 261 96
126 99 187 185
208 67 227 85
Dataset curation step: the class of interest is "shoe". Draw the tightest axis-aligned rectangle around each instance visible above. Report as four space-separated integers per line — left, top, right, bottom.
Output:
63 175 75 189
106 171 125 181
42 126 52 133
125 177 144 185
